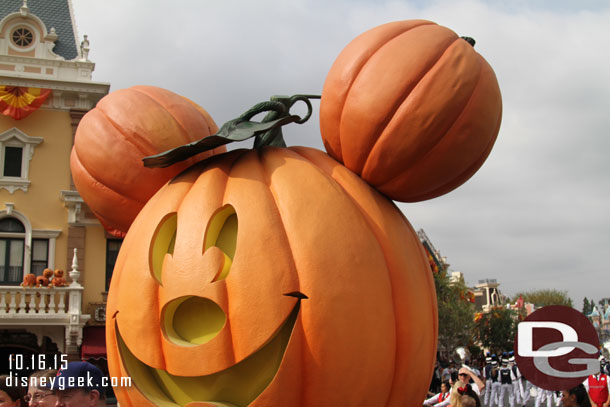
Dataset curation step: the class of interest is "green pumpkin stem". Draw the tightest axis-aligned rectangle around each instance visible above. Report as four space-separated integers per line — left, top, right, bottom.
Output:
142 94 320 168
461 36 476 47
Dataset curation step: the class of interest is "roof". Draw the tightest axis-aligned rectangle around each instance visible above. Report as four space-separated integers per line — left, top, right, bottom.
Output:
0 0 79 60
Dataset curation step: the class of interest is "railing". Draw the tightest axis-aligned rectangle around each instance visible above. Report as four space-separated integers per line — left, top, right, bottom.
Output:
0 286 76 315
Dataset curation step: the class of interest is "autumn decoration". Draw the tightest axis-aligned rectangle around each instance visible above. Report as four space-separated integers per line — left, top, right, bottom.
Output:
70 19 503 407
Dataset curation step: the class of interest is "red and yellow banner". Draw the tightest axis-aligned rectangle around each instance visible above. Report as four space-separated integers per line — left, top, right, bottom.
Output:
0 86 51 120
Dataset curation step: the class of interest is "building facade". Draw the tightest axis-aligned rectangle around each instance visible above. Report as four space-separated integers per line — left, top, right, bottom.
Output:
0 0 111 376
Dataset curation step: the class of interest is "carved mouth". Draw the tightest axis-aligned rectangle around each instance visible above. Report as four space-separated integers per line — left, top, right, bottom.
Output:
116 298 302 407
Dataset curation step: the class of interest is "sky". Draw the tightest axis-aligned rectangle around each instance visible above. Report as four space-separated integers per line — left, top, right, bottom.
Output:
70 0 610 310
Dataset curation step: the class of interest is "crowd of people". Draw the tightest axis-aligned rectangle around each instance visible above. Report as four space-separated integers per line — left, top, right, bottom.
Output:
425 353 610 407
0 361 105 407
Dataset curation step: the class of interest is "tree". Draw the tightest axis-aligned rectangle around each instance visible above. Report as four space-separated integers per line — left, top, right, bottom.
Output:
512 289 573 308
583 297 592 315
434 270 475 356
473 306 519 354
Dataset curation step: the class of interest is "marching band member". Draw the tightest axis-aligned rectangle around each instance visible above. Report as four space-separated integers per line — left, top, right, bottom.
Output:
535 387 553 407
498 357 516 407
520 374 534 406
484 353 493 405
488 360 500 406
485 354 499 406
508 352 523 406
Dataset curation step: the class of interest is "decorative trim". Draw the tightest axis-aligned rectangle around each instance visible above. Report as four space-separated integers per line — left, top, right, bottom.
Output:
0 206 32 276
0 128 43 193
32 229 61 269
0 178 30 193
31 229 61 238
0 74 108 93
60 190 98 226
0 208 61 277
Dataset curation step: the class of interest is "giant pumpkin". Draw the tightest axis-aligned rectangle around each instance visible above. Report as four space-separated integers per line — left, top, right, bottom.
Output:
106 146 437 406
70 86 226 237
320 20 502 202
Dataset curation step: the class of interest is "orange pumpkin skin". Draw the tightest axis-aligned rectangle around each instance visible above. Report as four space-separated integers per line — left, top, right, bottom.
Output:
106 146 437 406
320 20 502 202
70 86 226 237
21 273 36 287
36 276 49 287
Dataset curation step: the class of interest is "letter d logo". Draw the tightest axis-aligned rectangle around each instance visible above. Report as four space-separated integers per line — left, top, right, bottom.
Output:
517 321 577 357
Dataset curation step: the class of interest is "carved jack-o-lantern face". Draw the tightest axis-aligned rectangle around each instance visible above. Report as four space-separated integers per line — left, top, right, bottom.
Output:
107 146 437 407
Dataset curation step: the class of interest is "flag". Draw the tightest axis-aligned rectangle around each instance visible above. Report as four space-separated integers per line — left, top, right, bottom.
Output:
516 295 524 308
0 86 51 120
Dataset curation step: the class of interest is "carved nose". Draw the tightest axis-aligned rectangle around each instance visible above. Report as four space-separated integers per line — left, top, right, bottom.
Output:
162 296 226 346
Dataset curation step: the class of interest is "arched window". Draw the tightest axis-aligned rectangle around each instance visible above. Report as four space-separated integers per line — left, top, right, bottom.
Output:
0 217 25 285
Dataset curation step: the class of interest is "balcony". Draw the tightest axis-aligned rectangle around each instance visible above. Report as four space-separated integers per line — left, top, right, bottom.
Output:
0 286 81 322
0 249 90 351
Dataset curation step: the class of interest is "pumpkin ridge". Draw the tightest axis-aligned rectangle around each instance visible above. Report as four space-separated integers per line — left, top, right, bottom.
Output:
379 54 483 188
387 210 438 405
256 147 303 297
254 147 310 403
376 54 498 201
342 27 457 173
132 86 203 147
290 147 399 401
292 146 439 403
221 151 251 366
96 107 159 157
361 38 482 188
335 22 435 166
401 109 500 202
72 146 149 205
134 88 224 170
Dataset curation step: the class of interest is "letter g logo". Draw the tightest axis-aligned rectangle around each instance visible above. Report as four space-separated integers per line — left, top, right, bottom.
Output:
514 305 600 391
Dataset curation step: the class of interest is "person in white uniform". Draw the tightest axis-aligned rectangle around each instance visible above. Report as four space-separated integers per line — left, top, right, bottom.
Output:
498 358 515 407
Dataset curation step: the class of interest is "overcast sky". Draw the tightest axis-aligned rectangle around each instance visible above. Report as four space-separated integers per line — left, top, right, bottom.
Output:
70 0 610 310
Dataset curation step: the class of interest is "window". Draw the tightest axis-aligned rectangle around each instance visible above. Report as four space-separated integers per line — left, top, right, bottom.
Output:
0 218 25 285
3 146 23 177
105 239 122 291
0 128 43 193
0 218 25 233
12 27 34 47
31 239 49 275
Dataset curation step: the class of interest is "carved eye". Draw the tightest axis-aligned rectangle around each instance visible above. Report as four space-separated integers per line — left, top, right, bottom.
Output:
204 205 237 282
149 213 177 285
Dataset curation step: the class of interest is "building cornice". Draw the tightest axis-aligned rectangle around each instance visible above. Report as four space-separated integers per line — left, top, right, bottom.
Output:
0 74 109 110
0 74 109 94
0 54 94 70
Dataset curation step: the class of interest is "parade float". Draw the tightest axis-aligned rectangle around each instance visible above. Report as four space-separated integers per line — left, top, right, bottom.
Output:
71 19 502 407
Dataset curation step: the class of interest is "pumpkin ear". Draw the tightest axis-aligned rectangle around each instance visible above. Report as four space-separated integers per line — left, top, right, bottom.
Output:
204 205 238 282
149 212 177 285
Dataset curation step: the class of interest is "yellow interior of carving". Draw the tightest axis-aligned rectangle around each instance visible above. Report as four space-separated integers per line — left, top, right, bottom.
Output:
117 300 300 407
204 205 237 282
150 213 177 284
163 296 226 346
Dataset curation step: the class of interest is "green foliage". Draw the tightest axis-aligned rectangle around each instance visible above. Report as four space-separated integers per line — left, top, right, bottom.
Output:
512 289 573 308
473 306 519 354
434 271 475 354
583 297 592 315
